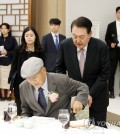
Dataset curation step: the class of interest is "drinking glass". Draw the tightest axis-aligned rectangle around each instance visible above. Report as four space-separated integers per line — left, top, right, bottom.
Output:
7 103 17 119
58 109 70 129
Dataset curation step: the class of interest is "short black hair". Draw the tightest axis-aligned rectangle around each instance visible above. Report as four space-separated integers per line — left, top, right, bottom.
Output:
71 16 92 34
116 6 120 12
49 18 61 25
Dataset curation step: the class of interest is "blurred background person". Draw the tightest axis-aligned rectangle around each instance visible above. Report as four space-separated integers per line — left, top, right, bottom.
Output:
105 6 120 98
0 23 18 101
8 26 45 115
41 18 66 72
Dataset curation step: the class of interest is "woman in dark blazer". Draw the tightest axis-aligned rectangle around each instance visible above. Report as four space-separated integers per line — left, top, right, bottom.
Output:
0 23 18 101
8 26 45 115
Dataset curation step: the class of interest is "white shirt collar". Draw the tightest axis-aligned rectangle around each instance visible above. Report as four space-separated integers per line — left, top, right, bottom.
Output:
51 32 59 37
77 44 88 52
116 20 120 25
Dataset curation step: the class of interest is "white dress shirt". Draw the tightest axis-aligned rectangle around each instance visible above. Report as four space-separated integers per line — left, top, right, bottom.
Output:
51 32 59 44
116 20 120 47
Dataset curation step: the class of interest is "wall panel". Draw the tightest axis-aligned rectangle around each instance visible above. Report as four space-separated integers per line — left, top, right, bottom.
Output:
0 0 31 44
31 0 65 40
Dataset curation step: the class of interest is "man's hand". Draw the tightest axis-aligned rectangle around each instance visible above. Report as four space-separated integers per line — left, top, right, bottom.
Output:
71 101 83 113
111 43 116 48
87 95 92 107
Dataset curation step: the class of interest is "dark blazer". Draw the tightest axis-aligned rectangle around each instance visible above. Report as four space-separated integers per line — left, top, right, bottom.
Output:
56 37 110 111
41 33 66 72
0 36 18 66
105 21 119 59
8 46 45 97
19 73 89 118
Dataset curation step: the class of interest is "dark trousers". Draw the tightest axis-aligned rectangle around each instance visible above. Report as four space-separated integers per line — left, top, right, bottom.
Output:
89 108 107 128
109 59 118 93
14 85 22 116
15 97 22 115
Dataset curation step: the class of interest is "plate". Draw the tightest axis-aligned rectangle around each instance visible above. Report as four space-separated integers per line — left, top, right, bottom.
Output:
70 119 94 128
31 116 55 124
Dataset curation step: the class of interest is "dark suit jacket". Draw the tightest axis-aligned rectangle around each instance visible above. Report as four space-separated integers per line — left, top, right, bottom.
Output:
105 21 119 59
0 36 18 66
19 73 89 118
56 37 110 111
41 33 66 72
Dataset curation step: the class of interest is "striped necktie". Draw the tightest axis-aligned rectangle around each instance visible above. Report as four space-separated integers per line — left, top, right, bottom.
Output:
79 49 85 77
55 35 59 49
38 87 47 111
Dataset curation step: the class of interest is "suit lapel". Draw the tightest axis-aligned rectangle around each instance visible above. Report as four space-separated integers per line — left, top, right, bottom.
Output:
59 35 62 42
113 21 117 36
59 35 63 42
83 38 97 79
49 33 56 48
69 40 81 78
26 84 45 114
46 73 57 113
59 35 63 48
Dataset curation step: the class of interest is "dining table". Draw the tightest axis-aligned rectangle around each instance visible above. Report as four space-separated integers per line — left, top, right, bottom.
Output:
0 116 119 134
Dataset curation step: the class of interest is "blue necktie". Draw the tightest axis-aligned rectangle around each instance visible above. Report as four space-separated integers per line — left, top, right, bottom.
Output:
38 88 47 111
55 35 59 49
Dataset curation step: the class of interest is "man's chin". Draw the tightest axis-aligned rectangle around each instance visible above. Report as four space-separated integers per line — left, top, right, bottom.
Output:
33 85 39 89
76 44 87 49
76 45 83 49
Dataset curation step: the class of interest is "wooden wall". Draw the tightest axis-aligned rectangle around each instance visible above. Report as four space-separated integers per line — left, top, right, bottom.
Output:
0 0 32 45
31 0 66 40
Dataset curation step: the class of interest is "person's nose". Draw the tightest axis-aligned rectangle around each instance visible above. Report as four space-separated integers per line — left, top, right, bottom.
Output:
28 36 31 39
76 37 81 43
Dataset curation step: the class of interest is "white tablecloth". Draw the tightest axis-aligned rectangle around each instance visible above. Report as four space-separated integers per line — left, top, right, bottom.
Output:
0 117 119 134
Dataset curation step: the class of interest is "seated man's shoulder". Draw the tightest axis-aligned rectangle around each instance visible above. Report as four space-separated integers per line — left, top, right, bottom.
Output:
19 80 28 88
48 73 67 81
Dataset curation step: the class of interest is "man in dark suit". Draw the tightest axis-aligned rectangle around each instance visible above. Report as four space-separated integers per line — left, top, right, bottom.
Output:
105 6 120 98
19 57 89 118
56 17 110 128
41 18 66 72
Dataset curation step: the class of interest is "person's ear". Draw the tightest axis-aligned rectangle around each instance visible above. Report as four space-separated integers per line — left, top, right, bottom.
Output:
89 31 92 37
40 67 46 72
42 67 46 72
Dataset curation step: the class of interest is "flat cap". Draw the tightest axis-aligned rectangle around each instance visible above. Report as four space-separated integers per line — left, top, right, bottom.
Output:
21 57 43 78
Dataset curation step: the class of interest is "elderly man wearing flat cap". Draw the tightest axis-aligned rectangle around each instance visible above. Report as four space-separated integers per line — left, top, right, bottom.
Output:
19 57 89 118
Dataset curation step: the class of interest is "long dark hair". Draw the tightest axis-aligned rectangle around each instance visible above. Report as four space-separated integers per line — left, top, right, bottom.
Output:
0 23 11 37
20 26 43 52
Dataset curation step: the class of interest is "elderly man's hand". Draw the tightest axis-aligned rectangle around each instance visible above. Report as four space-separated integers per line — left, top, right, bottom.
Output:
71 101 83 113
